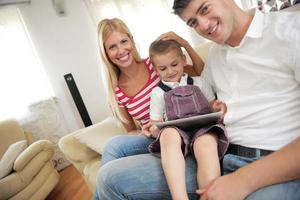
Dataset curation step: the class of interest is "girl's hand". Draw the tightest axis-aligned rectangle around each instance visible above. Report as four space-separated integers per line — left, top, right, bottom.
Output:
142 121 160 138
212 100 227 123
212 100 227 113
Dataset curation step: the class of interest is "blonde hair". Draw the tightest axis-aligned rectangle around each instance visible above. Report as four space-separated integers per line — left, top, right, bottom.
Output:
97 18 142 124
149 39 184 66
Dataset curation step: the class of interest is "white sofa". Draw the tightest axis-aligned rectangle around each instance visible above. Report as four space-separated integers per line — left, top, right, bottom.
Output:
0 119 60 200
58 42 212 193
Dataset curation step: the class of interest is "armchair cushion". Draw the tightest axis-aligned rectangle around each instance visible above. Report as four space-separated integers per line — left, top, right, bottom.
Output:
0 140 27 179
73 117 125 154
14 140 53 171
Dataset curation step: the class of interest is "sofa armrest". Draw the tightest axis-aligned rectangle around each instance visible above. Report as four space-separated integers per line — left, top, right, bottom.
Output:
14 140 54 171
59 131 99 164
58 117 125 172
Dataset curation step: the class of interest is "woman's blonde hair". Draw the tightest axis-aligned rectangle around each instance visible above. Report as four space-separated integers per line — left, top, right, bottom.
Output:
97 18 142 124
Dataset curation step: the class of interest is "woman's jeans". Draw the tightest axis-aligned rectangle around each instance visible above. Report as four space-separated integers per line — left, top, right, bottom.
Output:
94 135 300 200
93 135 153 200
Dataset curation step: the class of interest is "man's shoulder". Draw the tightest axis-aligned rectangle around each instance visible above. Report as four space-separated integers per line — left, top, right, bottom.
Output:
205 43 224 65
265 7 300 25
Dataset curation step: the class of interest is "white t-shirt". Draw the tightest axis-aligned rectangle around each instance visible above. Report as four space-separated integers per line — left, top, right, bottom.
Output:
150 73 215 121
203 9 300 151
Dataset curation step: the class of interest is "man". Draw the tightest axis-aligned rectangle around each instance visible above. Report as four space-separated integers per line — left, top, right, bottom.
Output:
95 1 300 199
172 0 300 199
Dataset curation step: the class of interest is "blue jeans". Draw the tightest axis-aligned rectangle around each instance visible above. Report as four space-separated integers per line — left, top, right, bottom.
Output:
101 135 153 165
93 135 154 200
95 136 300 200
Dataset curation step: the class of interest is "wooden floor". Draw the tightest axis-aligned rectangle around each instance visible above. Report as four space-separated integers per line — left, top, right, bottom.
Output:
46 165 93 200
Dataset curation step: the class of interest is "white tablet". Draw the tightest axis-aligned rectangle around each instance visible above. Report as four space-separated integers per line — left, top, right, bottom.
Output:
155 111 222 130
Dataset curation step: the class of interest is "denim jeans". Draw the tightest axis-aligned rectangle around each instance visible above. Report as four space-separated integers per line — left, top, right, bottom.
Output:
101 135 153 165
93 135 154 200
95 135 300 200
223 154 300 200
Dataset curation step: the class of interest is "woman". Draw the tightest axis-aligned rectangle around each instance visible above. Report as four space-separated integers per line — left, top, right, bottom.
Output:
94 18 205 199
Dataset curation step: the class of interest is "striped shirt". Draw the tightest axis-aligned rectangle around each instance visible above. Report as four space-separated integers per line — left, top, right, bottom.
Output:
115 58 160 127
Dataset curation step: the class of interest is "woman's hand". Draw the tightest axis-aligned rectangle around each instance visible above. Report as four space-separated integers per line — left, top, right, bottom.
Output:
157 31 188 47
158 31 204 76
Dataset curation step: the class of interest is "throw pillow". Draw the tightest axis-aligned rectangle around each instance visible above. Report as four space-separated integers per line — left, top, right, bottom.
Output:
74 117 125 154
0 140 27 179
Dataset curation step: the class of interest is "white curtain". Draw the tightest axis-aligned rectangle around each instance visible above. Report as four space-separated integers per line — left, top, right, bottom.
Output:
84 0 207 58
0 5 70 170
0 5 54 120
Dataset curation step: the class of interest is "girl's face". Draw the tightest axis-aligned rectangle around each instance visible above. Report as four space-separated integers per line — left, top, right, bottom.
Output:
104 31 135 69
152 49 186 83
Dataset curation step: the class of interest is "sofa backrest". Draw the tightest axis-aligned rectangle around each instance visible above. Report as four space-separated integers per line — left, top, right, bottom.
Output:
185 42 212 65
0 119 25 159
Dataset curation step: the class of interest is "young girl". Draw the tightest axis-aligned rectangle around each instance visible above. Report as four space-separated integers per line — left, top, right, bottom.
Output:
146 39 229 200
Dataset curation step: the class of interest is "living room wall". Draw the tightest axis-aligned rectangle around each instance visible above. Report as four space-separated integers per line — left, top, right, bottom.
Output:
17 0 110 132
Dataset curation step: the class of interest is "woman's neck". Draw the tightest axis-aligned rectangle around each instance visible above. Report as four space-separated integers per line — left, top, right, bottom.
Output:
118 60 144 84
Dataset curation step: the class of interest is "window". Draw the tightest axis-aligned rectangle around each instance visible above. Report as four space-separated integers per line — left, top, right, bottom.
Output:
0 6 54 120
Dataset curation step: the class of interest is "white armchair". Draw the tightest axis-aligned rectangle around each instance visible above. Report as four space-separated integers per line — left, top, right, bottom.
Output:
0 119 60 200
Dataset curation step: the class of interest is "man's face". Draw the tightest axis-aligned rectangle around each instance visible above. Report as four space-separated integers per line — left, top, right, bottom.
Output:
180 0 235 44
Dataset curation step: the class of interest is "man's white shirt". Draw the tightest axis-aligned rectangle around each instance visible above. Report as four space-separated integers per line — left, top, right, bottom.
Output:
203 8 300 151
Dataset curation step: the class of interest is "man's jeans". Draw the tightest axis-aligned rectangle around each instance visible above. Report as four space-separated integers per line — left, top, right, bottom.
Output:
94 135 300 200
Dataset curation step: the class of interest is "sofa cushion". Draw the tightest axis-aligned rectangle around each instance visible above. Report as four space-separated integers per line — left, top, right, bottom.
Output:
74 117 125 154
0 140 27 179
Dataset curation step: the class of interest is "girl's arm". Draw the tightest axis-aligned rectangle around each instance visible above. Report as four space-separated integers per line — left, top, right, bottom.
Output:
119 107 140 133
158 31 204 76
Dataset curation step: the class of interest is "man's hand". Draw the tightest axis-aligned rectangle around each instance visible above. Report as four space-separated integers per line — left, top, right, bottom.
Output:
197 172 250 200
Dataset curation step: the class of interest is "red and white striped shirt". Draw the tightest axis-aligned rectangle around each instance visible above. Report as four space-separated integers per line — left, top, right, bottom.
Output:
115 58 160 127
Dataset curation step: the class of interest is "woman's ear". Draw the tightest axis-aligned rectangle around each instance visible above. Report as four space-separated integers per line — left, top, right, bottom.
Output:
130 35 134 43
182 54 187 64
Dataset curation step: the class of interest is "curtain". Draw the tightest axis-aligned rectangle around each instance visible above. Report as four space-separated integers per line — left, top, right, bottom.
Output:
0 5 54 120
0 5 70 170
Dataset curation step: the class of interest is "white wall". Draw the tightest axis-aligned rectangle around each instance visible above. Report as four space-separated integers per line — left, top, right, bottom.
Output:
18 0 111 132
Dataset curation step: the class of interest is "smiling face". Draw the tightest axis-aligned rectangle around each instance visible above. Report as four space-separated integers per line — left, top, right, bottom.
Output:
104 31 135 69
152 49 186 83
179 0 236 44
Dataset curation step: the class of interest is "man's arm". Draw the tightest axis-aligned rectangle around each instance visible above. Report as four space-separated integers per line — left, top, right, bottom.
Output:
199 137 300 200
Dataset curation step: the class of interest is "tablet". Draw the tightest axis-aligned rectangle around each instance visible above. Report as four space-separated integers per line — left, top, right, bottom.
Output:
155 111 222 130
